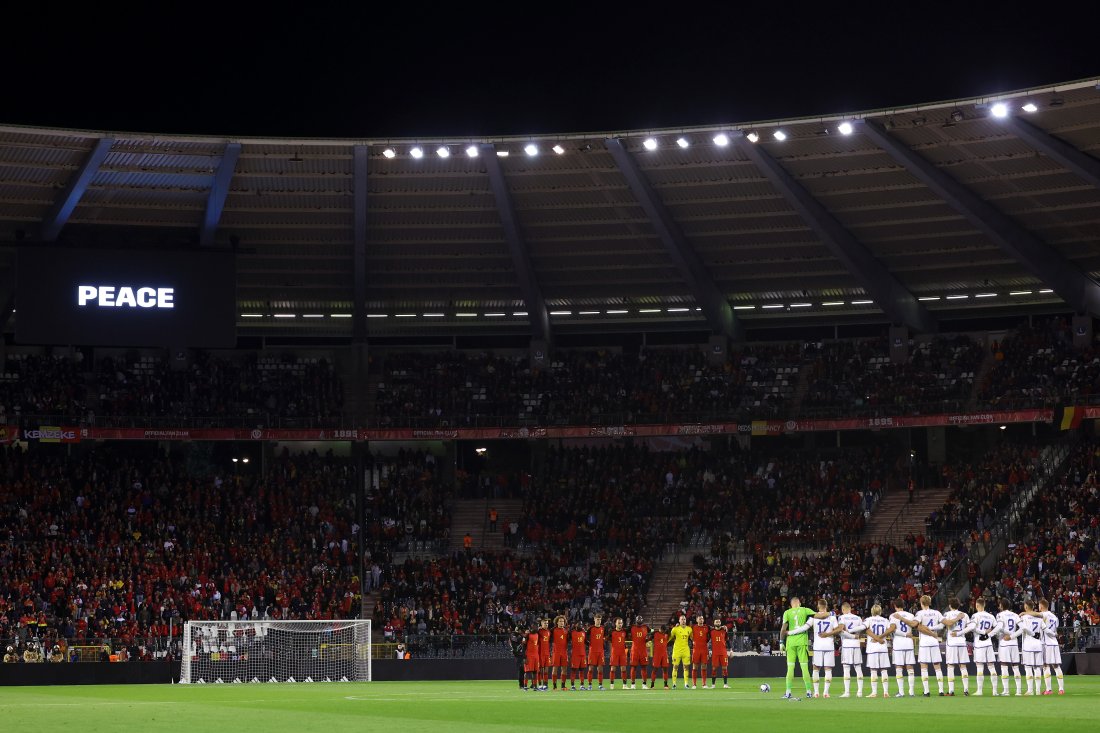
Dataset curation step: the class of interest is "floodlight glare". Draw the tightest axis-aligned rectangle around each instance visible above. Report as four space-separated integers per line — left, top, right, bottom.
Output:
773 130 787 141
466 145 479 158
382 148 396 159
643 138 658 151
409 147 424 159
552 144 565 155
746 132 760 143
1021 102 1038 113
990 102 1009 118
837 121 854 136
436 146 450 158
525 143 539 156
713 133 730 146
676 137 689 148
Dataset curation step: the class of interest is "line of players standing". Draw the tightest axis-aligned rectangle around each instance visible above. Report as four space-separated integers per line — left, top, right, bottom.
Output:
785 594 1065 699
516 613 731 691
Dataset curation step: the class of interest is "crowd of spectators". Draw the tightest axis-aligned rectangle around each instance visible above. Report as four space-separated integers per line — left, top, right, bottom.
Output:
972 439 1100 650
0 353 88 424
925 442 1045 536
0 445 365 659
373 344 803 427
679 536 966 636
978 317 1100 409
802 334 984 417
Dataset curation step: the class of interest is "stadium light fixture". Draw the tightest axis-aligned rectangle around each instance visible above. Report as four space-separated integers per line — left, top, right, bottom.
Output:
466 145 479 158
330 314 353 318
606 309 628 314
837 121 854 136
578 310 599 315
773 130 787 141
273 314 296 318
1021 102 1038 113
382 148 396 159
409 147 424 159
422 313 445 317
436 146 450 158
552 144 565 155
945 294 969 300
232 457 239 463
240 313 263 318
732 305 756 310
484 312 506 317
639 308 661 313
990 102 1009 118
821 301 845 306
676 137 690 149
455 313 478 317
917 296 940 301
302 314 325 318
496 150 510 157
550 310 572 316
1009 290 1032 296
242 457 250 464
974 293 997 298
395 313 417 318
713 133 730 146
525 143 539 157
850 300 874 305
474 447 488 455
761 304 784 309
512 311 528 316
365 314 388 318
1038 288 1054 293
999 425 1007 430
667 307 690 312
746 132 760 143
789 303 812 308
643 138 658 151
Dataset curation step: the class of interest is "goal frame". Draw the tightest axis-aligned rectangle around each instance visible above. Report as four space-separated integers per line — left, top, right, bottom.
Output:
179 619 371 684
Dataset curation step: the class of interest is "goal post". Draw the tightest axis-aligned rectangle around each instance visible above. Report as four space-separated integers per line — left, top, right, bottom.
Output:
179 619 371 683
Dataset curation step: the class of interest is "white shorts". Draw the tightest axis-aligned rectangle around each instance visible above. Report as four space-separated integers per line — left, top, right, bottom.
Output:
917 643 942 665
1043 646 1062 666
999 645 1020 664
1022 650 1044 668
841 648 863 666
946 645 969 665
892 649 915 667
973 646 997 665
813 650 834 668
867 651 890 670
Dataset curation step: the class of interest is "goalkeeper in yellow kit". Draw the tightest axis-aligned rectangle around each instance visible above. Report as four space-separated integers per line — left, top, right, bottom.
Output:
669 614 693 688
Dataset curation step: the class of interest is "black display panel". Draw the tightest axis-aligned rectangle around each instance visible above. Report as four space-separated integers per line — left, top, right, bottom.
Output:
16 246 236 347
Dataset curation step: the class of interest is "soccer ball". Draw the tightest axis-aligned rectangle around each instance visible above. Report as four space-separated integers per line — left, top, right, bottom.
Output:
760 683 771 693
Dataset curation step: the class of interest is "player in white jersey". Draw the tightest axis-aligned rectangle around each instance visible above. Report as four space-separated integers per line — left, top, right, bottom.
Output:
1019 600 1045 695
996 597 1024 696
1037 598 1065 695
836 602 866 698
1037 599 1065 695
942 597 971 696
968 597 1002 696
808 599 845 698
862 604 892 698
887 598 917 697
914 594 946 696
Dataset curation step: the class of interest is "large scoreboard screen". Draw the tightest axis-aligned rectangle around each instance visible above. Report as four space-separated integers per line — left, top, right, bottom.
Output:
16 246 236 347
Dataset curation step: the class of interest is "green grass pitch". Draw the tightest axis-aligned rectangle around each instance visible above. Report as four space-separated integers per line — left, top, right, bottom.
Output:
1 677 1098 732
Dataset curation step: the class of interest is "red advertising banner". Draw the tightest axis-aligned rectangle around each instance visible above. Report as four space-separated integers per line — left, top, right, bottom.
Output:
0 408 1064 443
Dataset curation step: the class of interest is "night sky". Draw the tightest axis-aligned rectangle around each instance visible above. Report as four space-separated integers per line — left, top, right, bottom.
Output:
5 5 1100 139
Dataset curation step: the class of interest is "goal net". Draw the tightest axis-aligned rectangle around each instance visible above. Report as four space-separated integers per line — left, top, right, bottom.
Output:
180 619 371 683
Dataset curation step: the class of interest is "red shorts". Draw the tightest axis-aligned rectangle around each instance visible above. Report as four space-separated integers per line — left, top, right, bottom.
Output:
551 651 568 667
610 648 627 666
692 649 708 665
542 655 551 668
711 653 727 668
587 651 604 666
651 656 669 668
525 656 541 673
571 656 587 669
630 653 648 666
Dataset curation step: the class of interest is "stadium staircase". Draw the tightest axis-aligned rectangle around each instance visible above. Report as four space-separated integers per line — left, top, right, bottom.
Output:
644 553 696 626
447 498 524 553
785 363 814 419
860 486 954 544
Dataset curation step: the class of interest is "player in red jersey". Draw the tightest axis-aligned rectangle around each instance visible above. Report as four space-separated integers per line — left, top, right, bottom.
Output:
650 622 671 689
609 617 628 689
524 622 542 691
551 615 569 690
569 620 588 690
587 614 606 689
691 614 709 689
537 617 551 690
629 615 650 688
708 618 730 688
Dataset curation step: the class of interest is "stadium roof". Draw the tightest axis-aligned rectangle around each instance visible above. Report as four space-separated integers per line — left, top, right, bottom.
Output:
2 77 1099 341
